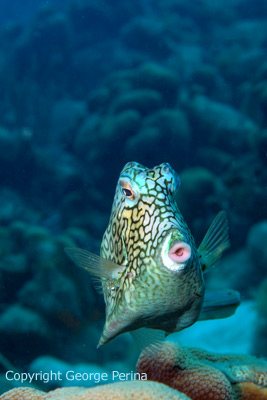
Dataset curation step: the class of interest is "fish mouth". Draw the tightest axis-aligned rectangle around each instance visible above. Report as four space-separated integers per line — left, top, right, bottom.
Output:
168 241 191 263
160 233 192 272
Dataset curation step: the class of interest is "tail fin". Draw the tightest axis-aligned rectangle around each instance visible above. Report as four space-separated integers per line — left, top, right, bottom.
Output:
198 289 241 321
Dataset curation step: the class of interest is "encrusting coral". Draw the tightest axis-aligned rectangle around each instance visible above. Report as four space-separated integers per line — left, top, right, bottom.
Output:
136 341 267 400
1 343 266 400
0 381 191 400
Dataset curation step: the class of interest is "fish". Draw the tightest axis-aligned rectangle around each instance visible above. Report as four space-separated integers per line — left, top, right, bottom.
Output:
65 162 240 348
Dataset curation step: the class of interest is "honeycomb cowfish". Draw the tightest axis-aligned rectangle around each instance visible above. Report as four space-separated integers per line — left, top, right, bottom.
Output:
66 162 240 347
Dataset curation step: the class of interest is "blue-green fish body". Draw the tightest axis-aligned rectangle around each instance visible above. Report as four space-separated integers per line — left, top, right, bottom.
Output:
66 162 239 347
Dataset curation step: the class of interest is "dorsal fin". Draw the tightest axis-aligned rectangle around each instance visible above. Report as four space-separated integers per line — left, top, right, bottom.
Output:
198 211 230 272
65 248 125 292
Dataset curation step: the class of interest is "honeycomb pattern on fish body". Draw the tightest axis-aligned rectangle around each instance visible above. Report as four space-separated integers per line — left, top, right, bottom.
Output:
100 162 199 312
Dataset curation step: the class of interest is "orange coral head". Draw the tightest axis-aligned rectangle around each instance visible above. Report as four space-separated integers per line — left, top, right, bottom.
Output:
0 381 192 400
136 341 267 400
136 341 233 400
235 382 267 400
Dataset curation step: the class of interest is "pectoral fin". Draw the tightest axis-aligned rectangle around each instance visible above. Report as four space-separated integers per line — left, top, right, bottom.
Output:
65 247 125 292
198 289 241 321
198 211 230 272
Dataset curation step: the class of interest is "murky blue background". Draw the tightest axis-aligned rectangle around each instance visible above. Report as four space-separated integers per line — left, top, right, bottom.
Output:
0 0 266 394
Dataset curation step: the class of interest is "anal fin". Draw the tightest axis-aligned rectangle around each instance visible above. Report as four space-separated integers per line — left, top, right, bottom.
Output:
130 328 165 355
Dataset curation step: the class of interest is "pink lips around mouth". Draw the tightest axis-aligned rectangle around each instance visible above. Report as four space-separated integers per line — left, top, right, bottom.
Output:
168 241 191 263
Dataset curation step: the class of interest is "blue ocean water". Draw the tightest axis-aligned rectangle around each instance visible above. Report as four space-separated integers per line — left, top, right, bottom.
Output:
0 0 266 395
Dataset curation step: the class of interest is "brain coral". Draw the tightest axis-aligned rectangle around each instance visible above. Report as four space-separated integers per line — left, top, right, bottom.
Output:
136 342 267 400
0 381 191 400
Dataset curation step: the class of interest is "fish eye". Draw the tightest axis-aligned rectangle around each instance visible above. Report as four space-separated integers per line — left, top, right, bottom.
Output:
123 188 133 197
119 180 135 200
162 164 170 174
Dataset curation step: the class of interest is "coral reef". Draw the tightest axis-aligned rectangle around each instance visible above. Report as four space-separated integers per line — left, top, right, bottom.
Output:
0 0 267 390
0 219 136 371
136 342 267 400
0 381 191 400
1 343 266 399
